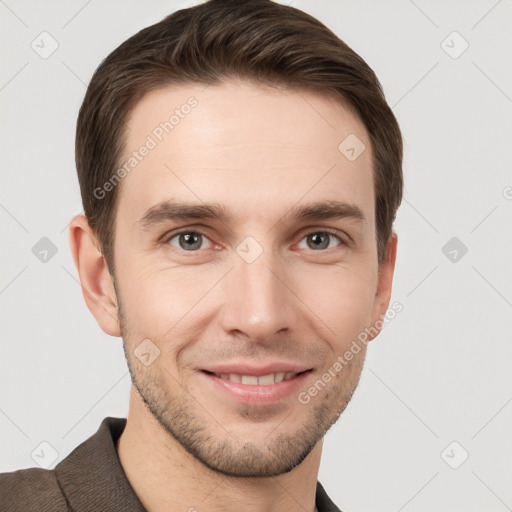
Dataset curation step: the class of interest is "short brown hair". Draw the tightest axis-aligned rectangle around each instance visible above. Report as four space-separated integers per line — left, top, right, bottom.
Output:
76 0 403 274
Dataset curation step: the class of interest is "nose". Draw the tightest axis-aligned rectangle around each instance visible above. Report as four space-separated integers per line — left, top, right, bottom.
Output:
218 245 299 344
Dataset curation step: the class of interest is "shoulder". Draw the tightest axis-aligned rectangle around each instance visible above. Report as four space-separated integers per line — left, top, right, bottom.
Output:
0 466 70 512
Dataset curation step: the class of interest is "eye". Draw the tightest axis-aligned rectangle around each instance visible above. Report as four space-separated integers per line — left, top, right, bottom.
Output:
297 231 343 251
166 231 214 251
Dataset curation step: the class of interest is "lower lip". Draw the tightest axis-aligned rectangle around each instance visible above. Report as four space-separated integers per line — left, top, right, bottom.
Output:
199 371 311 405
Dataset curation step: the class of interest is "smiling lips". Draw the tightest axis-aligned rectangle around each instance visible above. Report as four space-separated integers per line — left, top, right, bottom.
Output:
200 364 312 404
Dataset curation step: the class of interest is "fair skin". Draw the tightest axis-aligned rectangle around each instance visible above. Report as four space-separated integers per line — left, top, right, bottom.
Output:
69 80 397 512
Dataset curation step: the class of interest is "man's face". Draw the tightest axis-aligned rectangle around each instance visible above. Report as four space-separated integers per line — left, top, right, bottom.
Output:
111 80 392 477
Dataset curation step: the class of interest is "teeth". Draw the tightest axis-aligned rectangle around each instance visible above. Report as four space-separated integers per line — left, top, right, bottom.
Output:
215 372 299 385
258 373 275 385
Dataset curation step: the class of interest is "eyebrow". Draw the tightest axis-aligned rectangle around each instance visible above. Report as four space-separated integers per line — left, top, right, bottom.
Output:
137 199 366 229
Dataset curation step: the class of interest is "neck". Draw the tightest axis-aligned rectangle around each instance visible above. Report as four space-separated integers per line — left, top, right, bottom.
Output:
116 386 322 512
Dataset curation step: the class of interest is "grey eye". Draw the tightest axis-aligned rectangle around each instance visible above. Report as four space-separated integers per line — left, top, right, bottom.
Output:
168 232 212 251
298 232 341 251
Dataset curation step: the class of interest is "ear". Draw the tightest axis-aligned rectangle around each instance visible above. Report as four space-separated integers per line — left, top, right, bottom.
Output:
368 231 398 341
68 214 121 337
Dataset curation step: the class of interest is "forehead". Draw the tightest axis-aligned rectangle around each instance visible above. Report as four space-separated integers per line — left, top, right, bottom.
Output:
117 80 374 227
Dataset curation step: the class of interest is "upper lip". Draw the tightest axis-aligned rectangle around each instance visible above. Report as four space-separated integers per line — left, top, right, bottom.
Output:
201 362 311 376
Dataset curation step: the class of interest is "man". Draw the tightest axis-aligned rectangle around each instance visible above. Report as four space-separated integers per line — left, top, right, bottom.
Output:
0 0 402 510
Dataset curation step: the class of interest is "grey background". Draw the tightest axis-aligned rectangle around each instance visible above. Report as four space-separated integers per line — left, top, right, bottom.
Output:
1 0 511 510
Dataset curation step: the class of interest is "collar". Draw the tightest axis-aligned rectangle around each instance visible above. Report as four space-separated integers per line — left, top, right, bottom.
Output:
55 417 146 511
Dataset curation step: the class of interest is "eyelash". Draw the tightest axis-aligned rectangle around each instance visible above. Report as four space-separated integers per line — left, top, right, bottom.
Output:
160 228 348 254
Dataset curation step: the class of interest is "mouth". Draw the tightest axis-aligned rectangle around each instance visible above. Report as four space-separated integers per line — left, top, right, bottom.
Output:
199 367 313 405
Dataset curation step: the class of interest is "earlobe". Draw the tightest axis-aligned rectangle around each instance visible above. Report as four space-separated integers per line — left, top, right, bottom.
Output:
368 231 398 341
68 214 121 337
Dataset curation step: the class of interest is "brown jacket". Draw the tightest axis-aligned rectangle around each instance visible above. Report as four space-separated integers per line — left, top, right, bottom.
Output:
0 417 342 511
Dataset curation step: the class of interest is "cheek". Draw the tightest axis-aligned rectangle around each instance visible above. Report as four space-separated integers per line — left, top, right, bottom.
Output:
293 263 377 345
116 256 227 341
